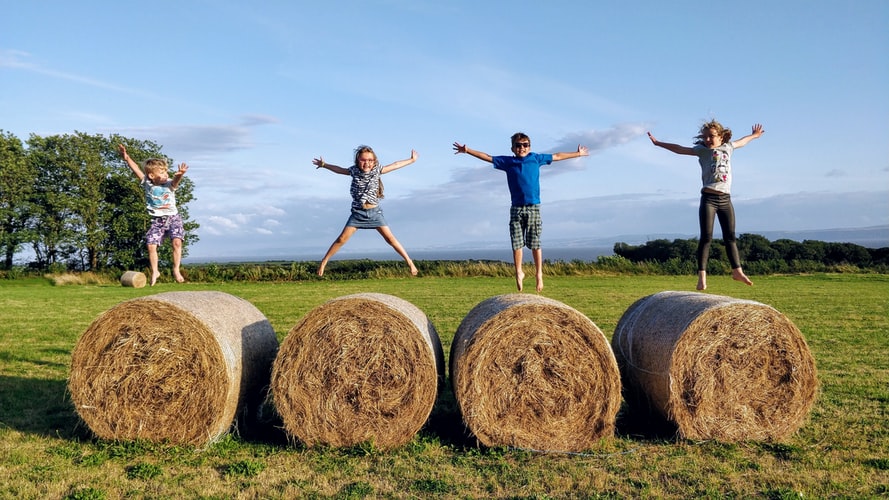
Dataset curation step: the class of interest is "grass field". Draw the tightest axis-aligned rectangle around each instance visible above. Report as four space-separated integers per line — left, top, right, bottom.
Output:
1 272 887 498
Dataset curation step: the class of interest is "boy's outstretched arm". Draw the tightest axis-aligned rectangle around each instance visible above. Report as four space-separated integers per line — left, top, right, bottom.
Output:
313 156 350 175
171 163 189 189
647 132 696 155
381 149 418 174
552 145 589 161
453 142 493 163
731 123 764 149
118 144 145 181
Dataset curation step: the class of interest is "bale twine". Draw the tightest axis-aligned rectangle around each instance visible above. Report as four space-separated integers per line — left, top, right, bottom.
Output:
271 293 444 449
612 291 818 442
69 291 279 446
450 294 621 452
120 270 147 288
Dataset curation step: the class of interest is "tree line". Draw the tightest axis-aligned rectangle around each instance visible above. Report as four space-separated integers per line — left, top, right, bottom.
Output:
0 130 198 272
613 234 889 274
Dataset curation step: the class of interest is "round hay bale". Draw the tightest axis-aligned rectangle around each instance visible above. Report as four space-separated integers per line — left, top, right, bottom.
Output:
69 291 279 446
450 294 621 452
120 270 147 288
612 291 818 442
271 292 444 449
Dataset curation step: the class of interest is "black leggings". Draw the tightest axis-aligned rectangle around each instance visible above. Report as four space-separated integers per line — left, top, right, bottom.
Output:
697 192 741 271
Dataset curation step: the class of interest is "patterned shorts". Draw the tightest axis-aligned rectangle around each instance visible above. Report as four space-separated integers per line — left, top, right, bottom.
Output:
146 214 185 245
508 205 541 250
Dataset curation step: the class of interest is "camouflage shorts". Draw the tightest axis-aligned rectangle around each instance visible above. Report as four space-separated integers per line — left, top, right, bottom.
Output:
145 214 184 245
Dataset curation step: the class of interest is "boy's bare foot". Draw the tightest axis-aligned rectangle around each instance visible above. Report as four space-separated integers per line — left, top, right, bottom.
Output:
696 271 707 291
150 271 160 287
410 265 418 276
536 273 544 293
317 262 326 277
515 270 525 292
173 271 185 283
732 268 753 286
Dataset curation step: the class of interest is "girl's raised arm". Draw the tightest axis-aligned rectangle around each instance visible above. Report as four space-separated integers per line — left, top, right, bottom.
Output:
381 149 418 174
313 156 350 175
648 132 696 156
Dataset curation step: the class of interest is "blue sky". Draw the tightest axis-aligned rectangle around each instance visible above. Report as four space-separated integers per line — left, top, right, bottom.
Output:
2 0 887 261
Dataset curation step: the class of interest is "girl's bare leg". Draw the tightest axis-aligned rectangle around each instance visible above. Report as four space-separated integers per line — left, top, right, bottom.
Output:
318 226 357 276
697 270 707 291
532 248 543 292
171 238 185 283
512 248 524 291
377 226 418 275
732 267 753 286
147 244 160 286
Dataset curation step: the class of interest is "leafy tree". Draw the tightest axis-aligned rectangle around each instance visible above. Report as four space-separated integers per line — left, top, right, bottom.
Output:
0 130 36 269
739 233 779 261
26 134 81 269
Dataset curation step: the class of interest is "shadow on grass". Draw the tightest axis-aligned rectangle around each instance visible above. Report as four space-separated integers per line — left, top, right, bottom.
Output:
0 375 87 440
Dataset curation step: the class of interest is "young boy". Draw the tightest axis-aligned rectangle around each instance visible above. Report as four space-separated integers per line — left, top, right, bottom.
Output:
118 144 188 286
453 133 588 292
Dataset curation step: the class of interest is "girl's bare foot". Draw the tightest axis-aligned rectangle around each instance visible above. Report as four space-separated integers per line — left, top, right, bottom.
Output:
535 273 544 293
410 265 418 276
173 272 185 283
150 271 160 286
515 270 525 291
696 271 707 291
732 268 753 286
317 261 327 277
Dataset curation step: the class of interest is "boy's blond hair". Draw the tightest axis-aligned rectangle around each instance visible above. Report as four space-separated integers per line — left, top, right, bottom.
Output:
143 158 168 175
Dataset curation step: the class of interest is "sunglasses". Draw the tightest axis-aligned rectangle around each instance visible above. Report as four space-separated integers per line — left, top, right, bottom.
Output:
513 142 530 148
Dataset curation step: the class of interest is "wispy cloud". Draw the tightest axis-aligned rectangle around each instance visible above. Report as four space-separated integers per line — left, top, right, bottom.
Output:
1 49 147 95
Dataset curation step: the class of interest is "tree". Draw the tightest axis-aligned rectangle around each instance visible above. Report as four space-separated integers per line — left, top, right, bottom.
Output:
0 130 36 269
739 233 779 262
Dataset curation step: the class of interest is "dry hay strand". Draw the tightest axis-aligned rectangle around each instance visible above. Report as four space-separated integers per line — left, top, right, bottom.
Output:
69 291 279 446
120 270 147 288
612 291 818 442
271 292 444 449
450 294 621 452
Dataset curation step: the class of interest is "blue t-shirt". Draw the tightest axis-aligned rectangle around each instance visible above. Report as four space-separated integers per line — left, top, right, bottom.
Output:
492 152 554 206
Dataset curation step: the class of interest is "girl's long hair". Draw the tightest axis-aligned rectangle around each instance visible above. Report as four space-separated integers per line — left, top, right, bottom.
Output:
694 120 732 146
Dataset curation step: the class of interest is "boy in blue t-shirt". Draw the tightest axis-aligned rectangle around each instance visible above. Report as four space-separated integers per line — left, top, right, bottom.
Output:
453 133 588 292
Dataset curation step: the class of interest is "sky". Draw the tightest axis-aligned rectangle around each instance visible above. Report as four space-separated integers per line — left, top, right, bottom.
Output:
2 0 888 262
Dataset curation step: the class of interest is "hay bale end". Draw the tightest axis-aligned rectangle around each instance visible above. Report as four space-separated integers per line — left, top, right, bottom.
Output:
612 291 818 441
271 292 444 449
69 291 279 446
450 294 621 452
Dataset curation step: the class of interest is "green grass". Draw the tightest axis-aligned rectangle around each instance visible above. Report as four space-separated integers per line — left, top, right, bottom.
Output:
1 272 887 498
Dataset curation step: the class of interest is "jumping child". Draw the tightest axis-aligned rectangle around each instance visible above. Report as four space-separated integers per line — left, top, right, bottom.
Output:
313 145 419 277
453 133 588 292
118 144 188 286
647 120 764 290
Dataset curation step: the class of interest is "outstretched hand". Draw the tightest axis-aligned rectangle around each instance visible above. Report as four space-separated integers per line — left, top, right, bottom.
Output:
647 131 658 144
577 145 589 156
313 157 325 169
452 142 466 154
117 143 128 157
410 149 419 161
176 163 189 175
750 123 765 137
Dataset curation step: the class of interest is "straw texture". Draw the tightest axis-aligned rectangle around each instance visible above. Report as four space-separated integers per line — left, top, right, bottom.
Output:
612 291 818 441
450 294 621 452
69 291 279 446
